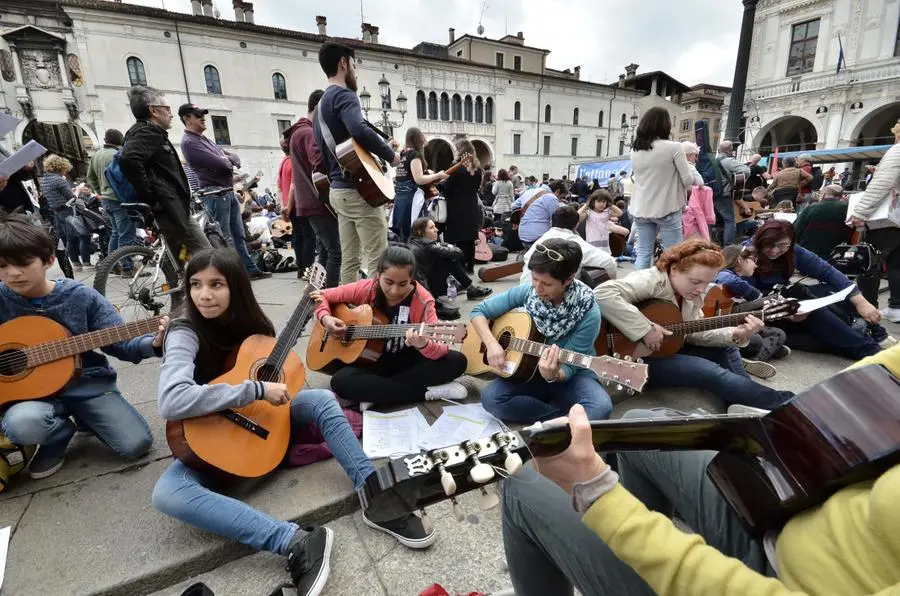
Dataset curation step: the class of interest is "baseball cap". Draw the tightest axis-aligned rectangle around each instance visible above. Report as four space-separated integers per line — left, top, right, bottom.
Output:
178 103 209 118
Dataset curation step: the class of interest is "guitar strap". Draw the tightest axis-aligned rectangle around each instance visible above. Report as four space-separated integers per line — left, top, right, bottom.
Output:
521 190 549 217
315 104 350 180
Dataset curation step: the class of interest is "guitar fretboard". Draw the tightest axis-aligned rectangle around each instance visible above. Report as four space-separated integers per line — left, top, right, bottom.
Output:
26 316 164 367
662 310 764 336
502 335 594 370
331 323 458 341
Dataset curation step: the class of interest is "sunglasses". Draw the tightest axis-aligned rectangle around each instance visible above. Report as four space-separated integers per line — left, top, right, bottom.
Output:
533 243 564 262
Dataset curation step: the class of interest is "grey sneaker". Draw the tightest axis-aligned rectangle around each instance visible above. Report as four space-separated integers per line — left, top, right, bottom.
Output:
363 512 436 549
28 444 67 479
286 526 333 596
742 359 776 379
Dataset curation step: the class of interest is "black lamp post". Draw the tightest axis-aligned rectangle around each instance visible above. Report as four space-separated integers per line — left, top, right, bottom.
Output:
359 74 407 137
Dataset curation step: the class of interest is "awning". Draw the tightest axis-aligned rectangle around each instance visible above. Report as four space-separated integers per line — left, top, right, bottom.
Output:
574 159 632 186
759 144 893 166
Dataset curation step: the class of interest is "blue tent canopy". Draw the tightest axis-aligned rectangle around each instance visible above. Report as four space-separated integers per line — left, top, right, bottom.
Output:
574 159 632 186
759 144 892 167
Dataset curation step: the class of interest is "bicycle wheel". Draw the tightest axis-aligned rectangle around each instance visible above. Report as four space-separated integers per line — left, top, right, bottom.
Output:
94 245 183 321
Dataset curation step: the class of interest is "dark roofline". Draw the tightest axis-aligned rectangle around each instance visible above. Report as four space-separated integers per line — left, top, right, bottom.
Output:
689 83 732 92
609 70 691 93
448 33 551 54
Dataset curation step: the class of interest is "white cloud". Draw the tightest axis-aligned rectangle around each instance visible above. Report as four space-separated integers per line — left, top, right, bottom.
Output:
127 0 741 86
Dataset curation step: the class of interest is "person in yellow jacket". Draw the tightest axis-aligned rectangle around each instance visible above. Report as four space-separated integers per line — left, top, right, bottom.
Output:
501 344 900 596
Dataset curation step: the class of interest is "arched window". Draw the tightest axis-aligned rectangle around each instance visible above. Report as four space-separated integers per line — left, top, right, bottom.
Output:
126 56 146 86
440 93 450 121
451 94 462 120
598 111 604 127
544 104 551 123
621 113 627 126
513 101 521 121
427 92 438 120
475 96 484 123
485 97 494 124
416 91 426 119
573 107 579 125
272 73 287 100
204 65 222 95
464 95 473 122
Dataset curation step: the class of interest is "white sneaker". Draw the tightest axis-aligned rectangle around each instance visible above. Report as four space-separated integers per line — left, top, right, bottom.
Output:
742 359 777 379
881 307 900 323
879 335 898 349
424 381 468 401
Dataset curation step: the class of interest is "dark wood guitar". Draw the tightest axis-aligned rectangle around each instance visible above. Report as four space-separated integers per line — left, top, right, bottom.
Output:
0 315 165 405
595 297 798 358
477 260 524 282
333 121 399 208
305 303 467 373
423 153 473 199
460 311 648 392
359 364 900 532
165 265 326 478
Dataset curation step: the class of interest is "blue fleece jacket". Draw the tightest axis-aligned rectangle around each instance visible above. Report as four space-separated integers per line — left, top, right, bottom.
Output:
742 242 857 296
471 284 601 380
0 279 158 396
714 269 762 301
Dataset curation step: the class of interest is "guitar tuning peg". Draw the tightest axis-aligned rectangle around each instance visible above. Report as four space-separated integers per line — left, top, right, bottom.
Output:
623 355 632 362
470 461 495 484
504 451 523 475
636 358 644 364
439 465 457 497
451 497 465 522
626 388 635 396
418 508 434 534
613 352 621 359
478 486 500 511
616 384 623 391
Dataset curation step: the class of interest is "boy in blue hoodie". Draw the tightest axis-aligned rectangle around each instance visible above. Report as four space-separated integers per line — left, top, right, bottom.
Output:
0 214 167 478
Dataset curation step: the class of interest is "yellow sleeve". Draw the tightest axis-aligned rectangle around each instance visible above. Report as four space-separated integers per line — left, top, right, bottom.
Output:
582 485 807 596
845 344 900 377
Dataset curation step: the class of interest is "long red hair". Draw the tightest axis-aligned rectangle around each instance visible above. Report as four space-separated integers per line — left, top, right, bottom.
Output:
752 220 795 279
655 238 725 273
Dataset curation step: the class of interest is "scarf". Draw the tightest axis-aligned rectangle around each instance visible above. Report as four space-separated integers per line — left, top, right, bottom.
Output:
524 279 595 341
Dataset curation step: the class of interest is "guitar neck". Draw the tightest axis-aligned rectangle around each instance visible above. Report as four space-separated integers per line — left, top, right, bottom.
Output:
662 310 763 336
26 316 163 367
444 160 467 176
265 294 317 369
342 323 449 341
506 336 594 370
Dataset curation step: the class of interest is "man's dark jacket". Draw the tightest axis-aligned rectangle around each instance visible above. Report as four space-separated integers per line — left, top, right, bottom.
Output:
119 120 191 221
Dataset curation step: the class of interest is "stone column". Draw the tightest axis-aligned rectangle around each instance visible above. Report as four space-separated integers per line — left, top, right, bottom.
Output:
56 46 72 87
8 42 24 84
725 0 758 146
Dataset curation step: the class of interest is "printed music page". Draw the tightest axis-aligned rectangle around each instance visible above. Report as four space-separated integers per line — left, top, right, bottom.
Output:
419 404 503 451
362 408 424 458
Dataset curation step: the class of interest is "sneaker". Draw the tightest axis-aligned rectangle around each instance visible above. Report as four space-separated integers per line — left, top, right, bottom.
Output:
250 271 272 280
286 526 333 596
362 512 436 549
28 444 67 479
742 359 777 379
424 381 468 401
773 345 792 359
881 307 900 323
465 285 493 300
879 335 899 349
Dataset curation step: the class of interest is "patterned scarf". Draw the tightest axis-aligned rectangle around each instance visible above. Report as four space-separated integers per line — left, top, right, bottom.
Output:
524 279 595 341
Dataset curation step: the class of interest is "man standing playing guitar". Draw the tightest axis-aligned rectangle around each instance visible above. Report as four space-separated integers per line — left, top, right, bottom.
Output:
314 43 400 284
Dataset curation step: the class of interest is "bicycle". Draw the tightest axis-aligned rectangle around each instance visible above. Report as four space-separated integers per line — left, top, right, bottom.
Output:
93 188 231 321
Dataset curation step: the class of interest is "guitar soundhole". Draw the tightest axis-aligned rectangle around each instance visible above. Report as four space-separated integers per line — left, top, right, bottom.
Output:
255 364 282 383
0 348 27 377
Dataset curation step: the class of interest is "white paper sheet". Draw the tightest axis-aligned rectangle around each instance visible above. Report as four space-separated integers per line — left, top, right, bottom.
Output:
0 112 21 137
362 408 423 458
0 140 47 177
773 212 797 223
0 525 9 589
795 284 856 314
418 404 505 451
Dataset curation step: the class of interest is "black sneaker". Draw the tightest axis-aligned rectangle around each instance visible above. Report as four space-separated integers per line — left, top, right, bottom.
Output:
362 512 436 549
250 271 272 280
466 285 493 300
773 345 792 359
28 443 67 479
286 526 333 596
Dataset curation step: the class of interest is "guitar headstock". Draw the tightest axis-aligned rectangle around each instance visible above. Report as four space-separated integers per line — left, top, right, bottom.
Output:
304 263 327 292
459 152 474 169
421 322 468 344
761 296 800 321
358 431 530 524
590 354 649 394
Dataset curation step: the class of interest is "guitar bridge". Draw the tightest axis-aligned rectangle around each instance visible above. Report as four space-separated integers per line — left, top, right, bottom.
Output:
218 410 269 439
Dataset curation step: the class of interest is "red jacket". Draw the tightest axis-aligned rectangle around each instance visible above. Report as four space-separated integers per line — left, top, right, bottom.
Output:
313 279 449 359
277 156 292 208
287 117 329 217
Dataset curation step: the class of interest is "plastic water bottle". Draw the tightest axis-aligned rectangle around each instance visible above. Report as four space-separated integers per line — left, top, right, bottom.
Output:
447 277 458 301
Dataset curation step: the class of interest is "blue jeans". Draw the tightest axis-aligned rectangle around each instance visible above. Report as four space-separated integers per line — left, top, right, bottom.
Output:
481 373 613 424
1 386 153 460
151 389 374 554
202 191 259 273
391 180 417 242
645 345 793 410
501 409 773 596
633 210 683 270
53 211 92 266
102 199 137 266
713 194 736 245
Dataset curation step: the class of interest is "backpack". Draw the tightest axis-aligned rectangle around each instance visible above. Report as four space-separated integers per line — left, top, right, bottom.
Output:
103 150 138 203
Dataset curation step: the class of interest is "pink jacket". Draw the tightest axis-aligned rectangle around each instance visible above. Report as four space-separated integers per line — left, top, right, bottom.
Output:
682 186 715 240
313 278 449 359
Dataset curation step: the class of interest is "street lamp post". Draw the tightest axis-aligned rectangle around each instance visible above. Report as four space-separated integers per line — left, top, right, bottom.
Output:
619 109 640 154
359 74 407 137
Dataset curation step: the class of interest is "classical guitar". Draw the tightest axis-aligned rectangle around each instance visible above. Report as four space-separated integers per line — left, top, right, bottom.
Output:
595 296 798 358
423 153 473 199
474 231 493 264
460 311 648 392
477 260 524 283
702 285 735 318
0 315 165 405
335 121 396 208
166 264 326 478
306 303 466 373
271 219 293 239
359 364 900 532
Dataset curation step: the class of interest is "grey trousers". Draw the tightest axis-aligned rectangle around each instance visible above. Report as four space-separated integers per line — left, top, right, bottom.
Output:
501 413 774 595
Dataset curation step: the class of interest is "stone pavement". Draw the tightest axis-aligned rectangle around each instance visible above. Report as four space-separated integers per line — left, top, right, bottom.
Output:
1 259 894 595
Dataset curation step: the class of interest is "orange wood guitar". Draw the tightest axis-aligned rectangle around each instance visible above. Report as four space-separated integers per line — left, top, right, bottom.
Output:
0 315 164 405
702 285 735 318
306 303 466 373
424 153 473 199
166 265 326 478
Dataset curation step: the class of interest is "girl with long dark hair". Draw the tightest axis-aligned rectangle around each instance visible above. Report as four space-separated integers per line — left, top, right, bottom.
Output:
746 220 882 359
392 127 447 241
152 249 435 595
312 244 469 405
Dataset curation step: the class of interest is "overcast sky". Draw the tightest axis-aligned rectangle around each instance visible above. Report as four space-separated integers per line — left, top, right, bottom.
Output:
134 0 742 87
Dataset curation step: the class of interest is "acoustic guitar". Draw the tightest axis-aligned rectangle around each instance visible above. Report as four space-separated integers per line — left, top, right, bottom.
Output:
477 260 524 282
165 264 326 478
359 364 900 533
423 153 473 199
595 297 798 358
306 303 466 373
474 231 493 263
271 219 293 239
0 315 165 405
334 121 397 207
460 311 648 392
702 285 735 318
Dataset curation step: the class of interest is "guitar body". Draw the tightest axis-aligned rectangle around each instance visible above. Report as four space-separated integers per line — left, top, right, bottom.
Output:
271 220 293 238
165 334 305 478
477 260 524 282
0 316 78 404
461 311 541 380
306 304 385 372
336 138 395 207
595 300 686 358
703 285 735 317
475 231 493 263
734 200 765 224
609 232 627 257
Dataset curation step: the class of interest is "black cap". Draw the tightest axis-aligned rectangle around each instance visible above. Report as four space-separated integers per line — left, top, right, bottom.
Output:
177 103 209 118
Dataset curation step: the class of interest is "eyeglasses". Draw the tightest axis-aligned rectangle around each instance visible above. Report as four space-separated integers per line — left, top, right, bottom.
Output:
770 242 792 250
150 104 171 113
741 253 758 262
533 243 564 262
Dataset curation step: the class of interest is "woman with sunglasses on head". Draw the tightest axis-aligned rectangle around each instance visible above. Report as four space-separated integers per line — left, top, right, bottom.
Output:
594 238 794 410
745 220 883 359
471 238 613 424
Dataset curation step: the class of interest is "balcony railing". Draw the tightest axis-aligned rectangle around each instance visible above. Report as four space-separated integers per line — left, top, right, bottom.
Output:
749 61 900 101
418 119 496 137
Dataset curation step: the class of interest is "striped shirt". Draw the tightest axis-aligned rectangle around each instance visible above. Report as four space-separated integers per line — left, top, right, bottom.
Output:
183 164 200 194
